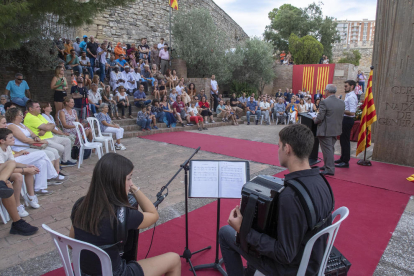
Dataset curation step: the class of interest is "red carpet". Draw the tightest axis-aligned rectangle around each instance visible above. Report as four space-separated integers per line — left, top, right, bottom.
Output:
42 179 409 276
143 132 414 195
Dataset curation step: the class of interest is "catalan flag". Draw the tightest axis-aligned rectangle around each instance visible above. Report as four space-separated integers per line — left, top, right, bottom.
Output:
407 174 414 182
356 69 377 157
169 0 178 10
292 64 335 99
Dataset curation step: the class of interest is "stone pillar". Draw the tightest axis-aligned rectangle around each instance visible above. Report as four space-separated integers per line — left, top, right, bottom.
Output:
171 58 187 79
371 0 414 167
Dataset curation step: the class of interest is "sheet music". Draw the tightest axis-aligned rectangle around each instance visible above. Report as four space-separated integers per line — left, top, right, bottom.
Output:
218 162 246 198
308 112 317 119
189 161 219 197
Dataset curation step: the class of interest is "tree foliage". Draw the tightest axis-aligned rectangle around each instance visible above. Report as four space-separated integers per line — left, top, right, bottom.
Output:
289 34 323 65
172 8 232 83
338 50 362 66
228 37 275 95
264 2 340 61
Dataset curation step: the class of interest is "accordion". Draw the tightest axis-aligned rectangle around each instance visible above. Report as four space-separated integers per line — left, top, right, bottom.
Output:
236 175 285 251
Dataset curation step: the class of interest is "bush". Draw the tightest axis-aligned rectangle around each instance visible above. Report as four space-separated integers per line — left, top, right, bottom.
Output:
338 50 362 66
288 34 323 65
230 80 257 97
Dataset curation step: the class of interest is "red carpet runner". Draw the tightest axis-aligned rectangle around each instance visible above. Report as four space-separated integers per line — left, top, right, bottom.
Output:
143 132 414 195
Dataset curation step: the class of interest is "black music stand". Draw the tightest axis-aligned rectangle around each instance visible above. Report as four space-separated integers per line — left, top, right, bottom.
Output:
299 112 321 166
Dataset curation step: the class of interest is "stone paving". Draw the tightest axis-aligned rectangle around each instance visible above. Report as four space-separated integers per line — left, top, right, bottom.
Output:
0 124 411 275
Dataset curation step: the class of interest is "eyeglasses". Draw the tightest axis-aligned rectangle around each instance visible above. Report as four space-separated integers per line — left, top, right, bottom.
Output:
16 78 23 81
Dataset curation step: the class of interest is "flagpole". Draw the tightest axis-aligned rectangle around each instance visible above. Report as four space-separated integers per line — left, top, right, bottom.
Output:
169 6 172 67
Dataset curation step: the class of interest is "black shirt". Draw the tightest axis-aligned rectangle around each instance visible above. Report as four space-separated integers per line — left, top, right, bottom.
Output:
159 85 166 91
71 197 144 275
230 97 238 107
71 86 88 108
246 169 334 276
87 42 99 58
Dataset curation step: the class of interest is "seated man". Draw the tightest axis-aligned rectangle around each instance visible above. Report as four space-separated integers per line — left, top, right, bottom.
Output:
131 67 142 93
259 96 271 125
220 124 335 276
79 51 93 78
109 66 126 91
238 93 248 109
134 84 151 108
172 95 190 128
23 101 76 167
5 73 31 107
230 93 243 118
216 100 229 122
141 65 153 92
0 160 39 236
122 66 136 95
246 96 261 125
114 54 127 71
274 97 287 124
66 49 82 74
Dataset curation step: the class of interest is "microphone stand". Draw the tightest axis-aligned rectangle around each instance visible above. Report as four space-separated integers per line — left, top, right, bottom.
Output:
153 147 211 276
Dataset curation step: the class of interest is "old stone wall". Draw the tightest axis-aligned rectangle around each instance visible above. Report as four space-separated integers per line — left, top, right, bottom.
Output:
77 0 248 48
332 46 373 74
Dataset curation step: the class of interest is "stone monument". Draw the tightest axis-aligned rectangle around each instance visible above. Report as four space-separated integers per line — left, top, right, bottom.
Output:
371 0 414 167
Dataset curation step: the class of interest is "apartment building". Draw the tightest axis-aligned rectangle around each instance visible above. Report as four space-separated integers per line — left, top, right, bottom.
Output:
334 19 375 46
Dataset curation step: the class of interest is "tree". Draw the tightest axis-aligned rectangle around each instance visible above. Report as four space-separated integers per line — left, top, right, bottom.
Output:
338 50 362 66
289 34 323 65
172 8 232 83
229 37 275 95
264 2 339 60
0 0 134 70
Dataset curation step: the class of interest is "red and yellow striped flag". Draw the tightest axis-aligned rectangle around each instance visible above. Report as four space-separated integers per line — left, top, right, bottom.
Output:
407 174 414 182
356 69 377 156
169 0 178 10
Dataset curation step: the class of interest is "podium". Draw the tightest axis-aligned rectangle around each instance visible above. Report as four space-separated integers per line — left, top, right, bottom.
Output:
299 113 321 166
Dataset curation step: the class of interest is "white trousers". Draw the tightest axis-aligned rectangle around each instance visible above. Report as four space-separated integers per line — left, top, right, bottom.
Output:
104 127 124 140
24 147 59 162
15 151 58 190
46 136 72 162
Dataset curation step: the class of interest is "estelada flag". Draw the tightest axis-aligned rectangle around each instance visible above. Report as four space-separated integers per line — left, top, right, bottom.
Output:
292 64 335 98
407 174 414 182
169 0 178 10
356 69 377 156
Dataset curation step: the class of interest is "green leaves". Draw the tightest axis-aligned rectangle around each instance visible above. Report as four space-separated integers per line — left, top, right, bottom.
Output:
338 50 362 66
289 34 323 65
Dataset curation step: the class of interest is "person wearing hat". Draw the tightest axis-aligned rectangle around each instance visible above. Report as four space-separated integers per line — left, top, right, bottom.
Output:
122 66 136 95
110 66 126 91
73 37 81 56
0 95 7 115
79 35 88 54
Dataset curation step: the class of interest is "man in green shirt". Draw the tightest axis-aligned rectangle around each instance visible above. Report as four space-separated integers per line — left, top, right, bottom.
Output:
65 49 82 74
24 101 76 167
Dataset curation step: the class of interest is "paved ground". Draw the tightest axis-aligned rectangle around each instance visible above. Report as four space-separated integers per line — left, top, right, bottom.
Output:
0 124 411 275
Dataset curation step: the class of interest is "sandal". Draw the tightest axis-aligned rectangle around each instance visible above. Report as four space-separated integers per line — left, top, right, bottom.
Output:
121 116 126 119
129 115 133 119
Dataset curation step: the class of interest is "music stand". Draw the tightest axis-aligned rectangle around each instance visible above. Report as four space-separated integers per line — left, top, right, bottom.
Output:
189 160 250 276
299 112 321 166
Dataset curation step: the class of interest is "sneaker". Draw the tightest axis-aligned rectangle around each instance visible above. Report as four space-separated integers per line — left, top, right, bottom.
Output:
48 180 63 185
60 160 77 167
203 127 208 130
119 144 126 151
59 171 67 177
198 127 202 131
181 123 186 127
58 174 65 180
35 189 52 196
255 120 259 125
10 219 39 236
205 121 209 124
26 194 40 209
17 205 29 217
153 126 159 130
247 122 250 125
211 120 215 123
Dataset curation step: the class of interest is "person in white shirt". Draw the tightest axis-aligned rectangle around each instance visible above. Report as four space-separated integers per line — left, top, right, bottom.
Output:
131 67 142 92
210 75 219 111
187 101 207 131
88 83 102 115
305 98 316 112
109 66 126 91
121 66 136 95
175 80 184 95
97 42 107 82
157 38 165 50
336 80 358 169
259 96 271 125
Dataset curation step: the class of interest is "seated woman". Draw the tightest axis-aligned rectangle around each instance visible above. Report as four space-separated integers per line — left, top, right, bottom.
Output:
150 100 164 129
115 86 132 119
169 88 178 103
164 69 173 90
91 75 105 92
297 98 307 113
41 102 76 147
160 95 177 128
88 83 102 116
224 100 238 125
136 107 152 132
70 153 181 276
152 80 160 101
59 97 93 145
171 69 179 88
6 108 62 185
96 104 126 150
102 85 119 120
199 96 215 123
187 83 196 98
314 99 321 112
286 98 298 124
158 80 167 99
181 87 191 106
216 100 229 122
187 101 207 131
305 98 316 112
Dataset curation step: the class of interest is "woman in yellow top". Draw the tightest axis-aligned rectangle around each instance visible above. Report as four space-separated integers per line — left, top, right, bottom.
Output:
50 66 68 121
286 98 298 124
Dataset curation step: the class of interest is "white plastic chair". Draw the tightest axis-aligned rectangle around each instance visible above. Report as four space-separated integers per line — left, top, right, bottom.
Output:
74 122 103 168
42 224 113 276
87 117 116 154
252 114 264 125
0 200 10 224
254 207 349 276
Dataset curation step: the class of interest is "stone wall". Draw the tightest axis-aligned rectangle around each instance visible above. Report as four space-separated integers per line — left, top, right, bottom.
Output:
332 46 373 74
77 0 248 48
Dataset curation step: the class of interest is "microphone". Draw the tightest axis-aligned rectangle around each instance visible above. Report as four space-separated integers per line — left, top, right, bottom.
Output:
153 194 167 207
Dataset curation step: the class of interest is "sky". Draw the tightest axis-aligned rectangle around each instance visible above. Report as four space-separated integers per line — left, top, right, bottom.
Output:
213 0 378 37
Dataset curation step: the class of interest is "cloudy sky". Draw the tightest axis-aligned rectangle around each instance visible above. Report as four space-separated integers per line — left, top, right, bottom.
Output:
213 0 378 37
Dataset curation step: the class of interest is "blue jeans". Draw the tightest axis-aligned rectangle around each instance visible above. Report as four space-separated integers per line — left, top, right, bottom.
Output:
358 81 365 93
134 100 151 109
246 110 262 122
89 104 99 115
219 225 277 276
66 65 83 74
154 111 165 122
11 97 29 107
89 57 96 78
82 66 93 78
137 118 151 129
100 63 106 81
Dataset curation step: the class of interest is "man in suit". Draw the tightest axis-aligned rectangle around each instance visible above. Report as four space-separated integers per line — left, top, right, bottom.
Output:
314 84 345 176
314 90 323 102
